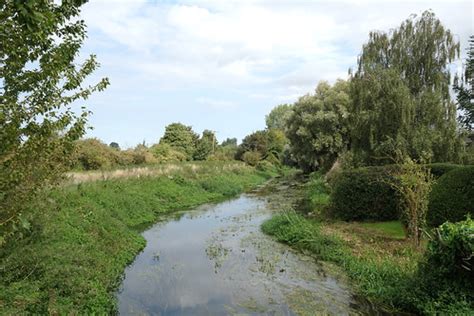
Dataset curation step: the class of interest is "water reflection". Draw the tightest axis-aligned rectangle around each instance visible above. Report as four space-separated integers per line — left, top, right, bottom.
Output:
117 195 362 315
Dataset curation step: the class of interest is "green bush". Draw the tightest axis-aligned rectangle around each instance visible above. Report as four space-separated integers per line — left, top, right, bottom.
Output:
425 163 461 178
414 218 474 313
149 143 187 163
74 139 116 170
255 160 275 172
427 166 474 227
329 166 401 221
242 151 262 166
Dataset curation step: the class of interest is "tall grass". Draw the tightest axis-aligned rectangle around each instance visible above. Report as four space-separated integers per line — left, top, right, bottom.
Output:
66 161 253 184
0 163 273 314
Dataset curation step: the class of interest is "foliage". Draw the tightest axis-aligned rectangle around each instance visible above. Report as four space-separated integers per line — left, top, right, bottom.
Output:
329 166 401 221
389 159 434 246
349 67 414 164
428 166 474 227
266 129 287 156
221 138 237 147
262 211 473 314
149 143 187 163
193 130 217 161
265 104 293 130
159 123 199 160
0 162 272 314
109 142 120 150
350 10 462 165
286 80 350 172
208 145 238 161
74 138 118 170
415 218 474 313
425 163 462 178
303 176 330 217
128 145 158 165
242 151 262 166
454 36 474 130
235 130 269 160
0 0 109 244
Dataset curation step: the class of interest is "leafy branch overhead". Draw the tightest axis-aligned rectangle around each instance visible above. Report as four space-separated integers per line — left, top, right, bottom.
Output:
0 0 109 245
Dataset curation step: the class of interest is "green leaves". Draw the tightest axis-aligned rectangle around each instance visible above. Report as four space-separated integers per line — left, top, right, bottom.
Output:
286 80 350 172
350 10 462 165
1 0 109 245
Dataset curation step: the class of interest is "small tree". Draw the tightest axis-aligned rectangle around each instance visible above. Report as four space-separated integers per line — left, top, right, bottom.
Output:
286 80 350 172
193 130 217 161
390 157 434 246
1 1 108 245
159 123 199 160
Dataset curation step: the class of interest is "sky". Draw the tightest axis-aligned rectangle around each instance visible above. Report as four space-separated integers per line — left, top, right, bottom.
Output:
78 0 473 148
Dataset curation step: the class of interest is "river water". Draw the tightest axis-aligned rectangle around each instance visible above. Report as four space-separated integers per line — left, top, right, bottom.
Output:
117 187 371 315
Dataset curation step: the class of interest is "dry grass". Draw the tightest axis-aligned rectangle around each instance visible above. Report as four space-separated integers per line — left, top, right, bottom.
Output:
65 161 250 184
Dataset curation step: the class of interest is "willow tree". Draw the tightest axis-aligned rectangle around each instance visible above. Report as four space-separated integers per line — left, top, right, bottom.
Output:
286 80 350 172
455 36 474 130
350 11 461 165
0 1 109 245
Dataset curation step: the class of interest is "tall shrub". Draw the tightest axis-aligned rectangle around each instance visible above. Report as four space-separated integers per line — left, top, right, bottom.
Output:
0 1 108 245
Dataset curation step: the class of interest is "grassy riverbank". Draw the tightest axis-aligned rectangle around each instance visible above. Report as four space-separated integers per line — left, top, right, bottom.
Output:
262 173 473 315
0 162 275 314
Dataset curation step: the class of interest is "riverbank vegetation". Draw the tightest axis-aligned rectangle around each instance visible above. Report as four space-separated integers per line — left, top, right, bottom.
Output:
262 170 473 314
0 162 274 314
261 10 473 315
1 2 473 315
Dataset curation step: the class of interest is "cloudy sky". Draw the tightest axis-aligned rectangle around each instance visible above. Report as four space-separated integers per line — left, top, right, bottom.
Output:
78 0 473 147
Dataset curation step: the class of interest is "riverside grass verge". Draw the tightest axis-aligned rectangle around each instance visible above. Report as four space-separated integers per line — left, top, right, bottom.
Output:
0 162 275 314
261 172 473 315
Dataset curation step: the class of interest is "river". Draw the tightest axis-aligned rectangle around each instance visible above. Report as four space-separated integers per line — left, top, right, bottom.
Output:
116 182 373 315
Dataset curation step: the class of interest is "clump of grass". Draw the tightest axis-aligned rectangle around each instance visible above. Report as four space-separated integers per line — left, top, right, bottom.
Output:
0 163 273 314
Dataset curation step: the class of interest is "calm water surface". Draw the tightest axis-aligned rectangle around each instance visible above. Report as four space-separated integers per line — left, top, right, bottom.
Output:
117 192 370 315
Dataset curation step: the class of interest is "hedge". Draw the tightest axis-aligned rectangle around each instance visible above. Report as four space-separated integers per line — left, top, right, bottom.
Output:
329 167 401 221
427 166 474 227
425 163 462 179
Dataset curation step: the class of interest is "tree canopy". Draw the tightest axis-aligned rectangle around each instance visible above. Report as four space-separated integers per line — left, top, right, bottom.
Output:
159 123 199 160
265 104 293 131
286 80 350 172
350 10 462 164
0 0 109 244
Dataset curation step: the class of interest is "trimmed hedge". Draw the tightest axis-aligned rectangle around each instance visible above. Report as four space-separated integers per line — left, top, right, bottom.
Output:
329 166 401 221
428 166 474 227
425 163 461 179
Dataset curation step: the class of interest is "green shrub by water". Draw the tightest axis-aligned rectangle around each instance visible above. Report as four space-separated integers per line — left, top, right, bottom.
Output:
414 218 474 313
0 164 273 314
428 166 474 227
329 167 400 221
